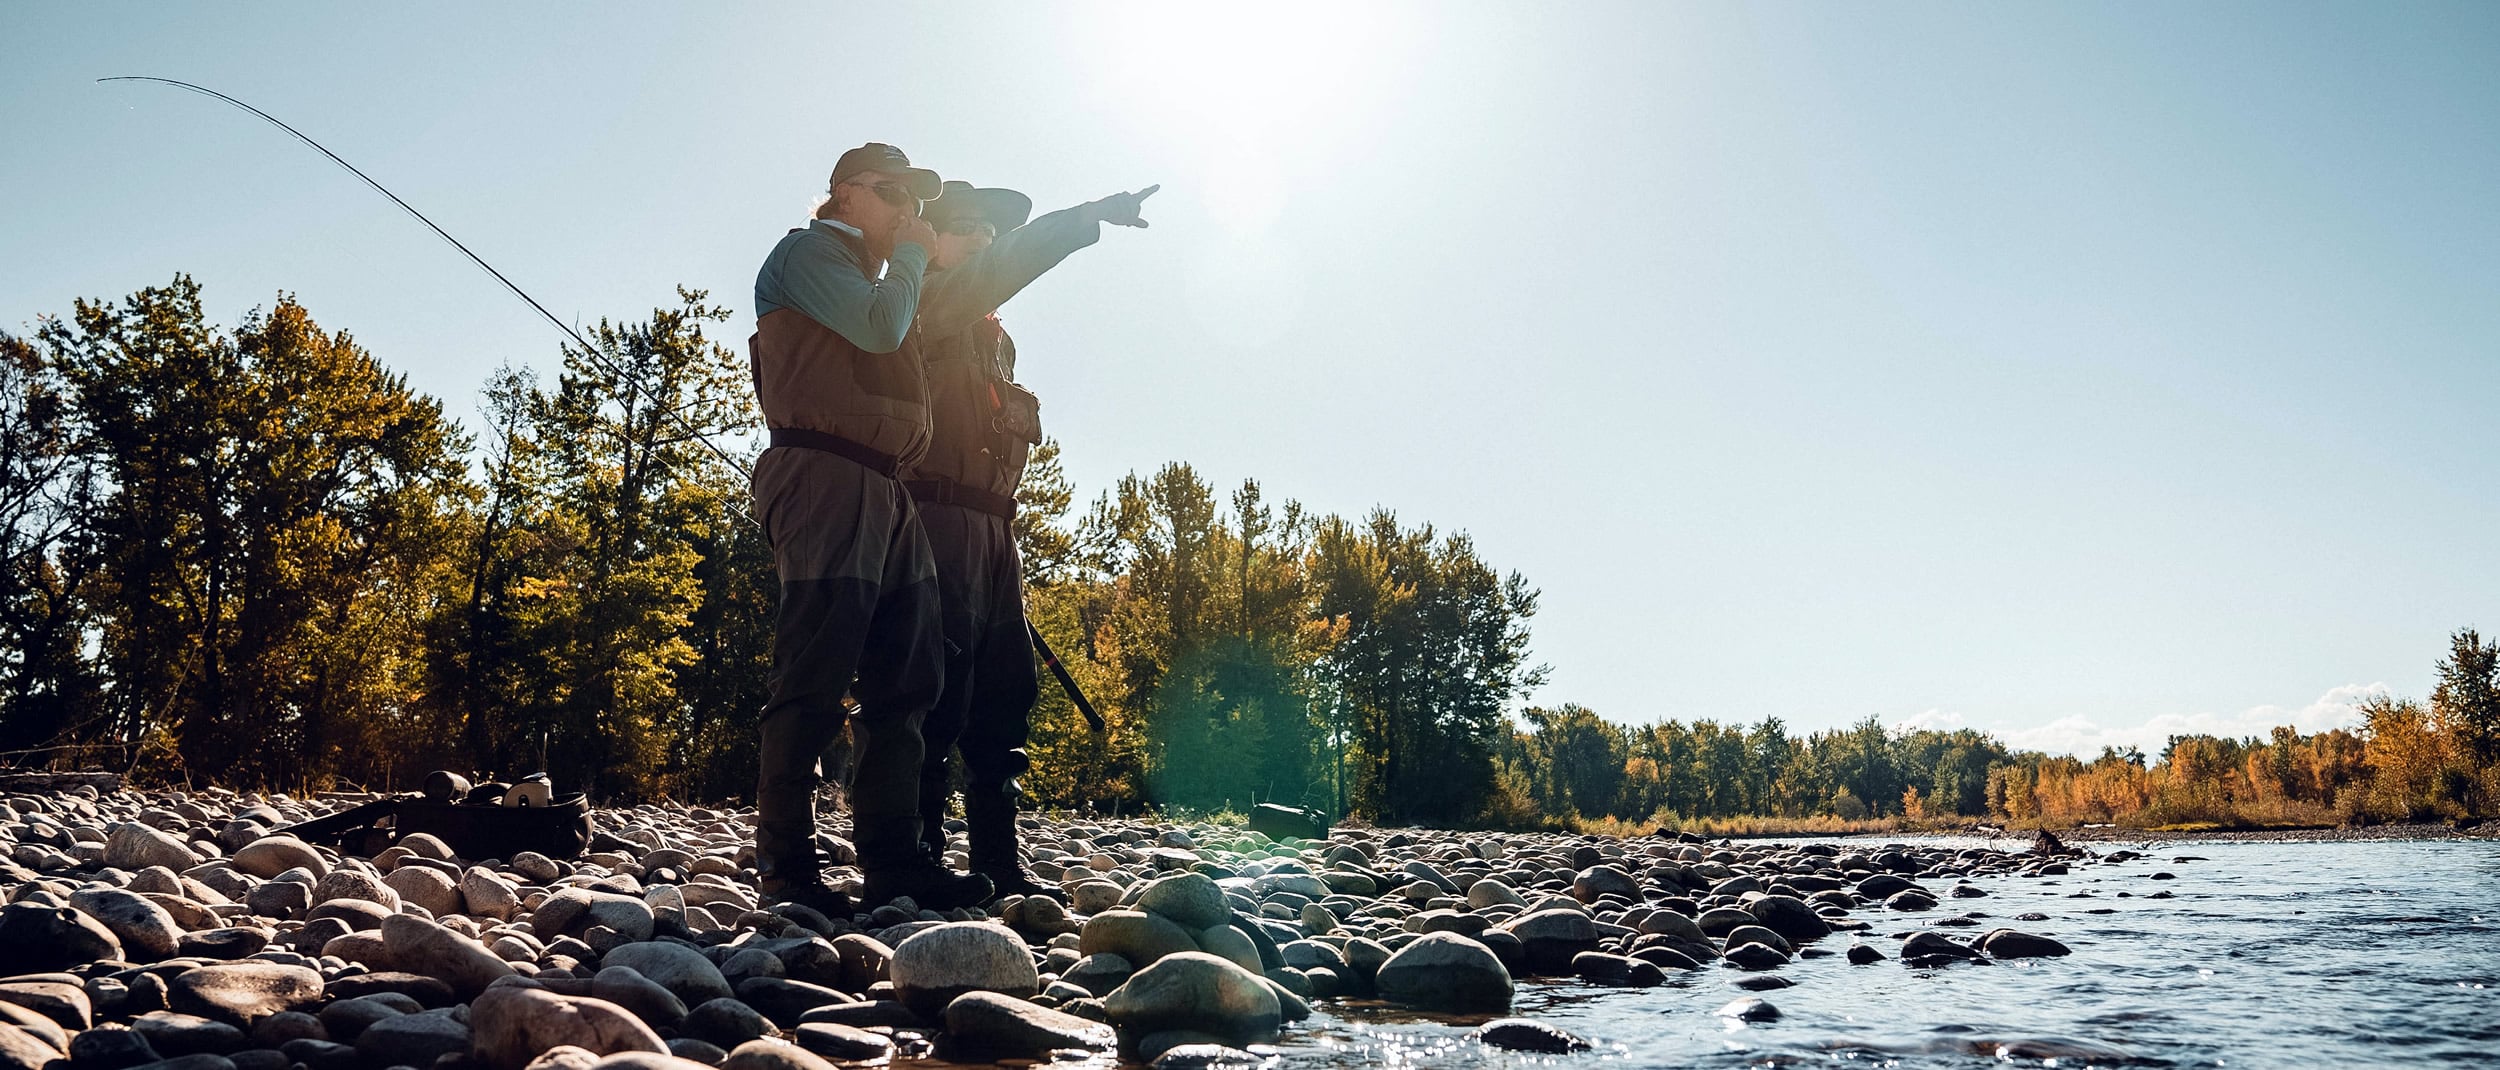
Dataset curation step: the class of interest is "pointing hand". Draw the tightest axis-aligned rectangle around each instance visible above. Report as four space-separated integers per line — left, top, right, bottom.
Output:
1089 184 1160 229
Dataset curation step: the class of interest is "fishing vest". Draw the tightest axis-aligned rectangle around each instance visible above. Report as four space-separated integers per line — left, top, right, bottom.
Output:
749 228 930 472
906 313 1041 516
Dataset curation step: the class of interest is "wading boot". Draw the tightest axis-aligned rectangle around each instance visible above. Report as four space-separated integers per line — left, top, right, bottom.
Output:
967 792 1064 903
857 817 993 911
756 855 855 919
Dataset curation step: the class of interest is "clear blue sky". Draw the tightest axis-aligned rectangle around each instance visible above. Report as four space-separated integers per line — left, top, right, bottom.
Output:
5 2 2494 755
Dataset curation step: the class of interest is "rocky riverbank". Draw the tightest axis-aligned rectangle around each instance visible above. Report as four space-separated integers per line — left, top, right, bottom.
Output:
0 786 2116 1070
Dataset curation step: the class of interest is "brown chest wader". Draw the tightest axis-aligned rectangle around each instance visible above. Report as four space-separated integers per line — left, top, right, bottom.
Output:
749 258 990 912
905 316 1068 900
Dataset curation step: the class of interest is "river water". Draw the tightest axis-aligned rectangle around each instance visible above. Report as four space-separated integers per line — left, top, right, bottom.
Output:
1257 838 2500 1069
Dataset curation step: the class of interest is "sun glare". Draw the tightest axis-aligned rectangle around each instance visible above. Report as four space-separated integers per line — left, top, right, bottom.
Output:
1075 2 1413 231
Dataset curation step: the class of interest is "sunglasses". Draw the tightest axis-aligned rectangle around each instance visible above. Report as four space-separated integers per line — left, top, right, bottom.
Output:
844 180 921 212
940 218 998 238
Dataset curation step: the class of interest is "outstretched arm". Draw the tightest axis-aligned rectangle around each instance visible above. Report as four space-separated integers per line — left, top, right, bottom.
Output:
919 185 1159 339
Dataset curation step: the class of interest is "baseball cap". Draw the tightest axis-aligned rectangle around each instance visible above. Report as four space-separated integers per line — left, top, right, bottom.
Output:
829 143 941 200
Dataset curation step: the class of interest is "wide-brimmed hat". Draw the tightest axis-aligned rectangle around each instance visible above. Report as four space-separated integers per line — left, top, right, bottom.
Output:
829 143 941 200
923 180 1032 231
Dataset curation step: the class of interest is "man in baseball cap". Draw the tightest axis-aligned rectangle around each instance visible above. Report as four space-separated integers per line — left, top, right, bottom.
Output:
830 142 942 202
746 142 993 913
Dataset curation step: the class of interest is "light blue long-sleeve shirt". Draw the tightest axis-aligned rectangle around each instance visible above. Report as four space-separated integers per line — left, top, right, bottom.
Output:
754 219 930 354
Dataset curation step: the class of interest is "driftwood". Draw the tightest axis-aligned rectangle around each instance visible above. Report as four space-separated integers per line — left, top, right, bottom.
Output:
0 770 124 794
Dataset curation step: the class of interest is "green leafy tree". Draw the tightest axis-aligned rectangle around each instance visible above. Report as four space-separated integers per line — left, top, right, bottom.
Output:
0 332 104 758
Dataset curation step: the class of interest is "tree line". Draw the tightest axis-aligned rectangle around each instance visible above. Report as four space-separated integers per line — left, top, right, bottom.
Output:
5 277 2493 831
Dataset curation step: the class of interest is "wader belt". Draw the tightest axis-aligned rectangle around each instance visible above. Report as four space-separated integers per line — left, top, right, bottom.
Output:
905 479 1017 520
769 427 902 479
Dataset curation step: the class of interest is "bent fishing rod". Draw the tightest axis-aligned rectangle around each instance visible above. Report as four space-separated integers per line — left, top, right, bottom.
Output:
103 75 1107 732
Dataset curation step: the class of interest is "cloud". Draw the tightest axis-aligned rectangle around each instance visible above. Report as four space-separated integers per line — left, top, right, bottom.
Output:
1992 683 2392 757
1889 708 1966 733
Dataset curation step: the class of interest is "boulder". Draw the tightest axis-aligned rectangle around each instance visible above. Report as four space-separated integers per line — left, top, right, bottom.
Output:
787 1023 893 1063
589 969 689 1030
1134 874 1231 931
718 1038 835 1070
460 868 521 921
129 1012 246 1057
729 978 844 1029
1062 953 1133 998
0 1003 67 1054
679 999 771 1049
887 922 1038 1020
315 995 406 1042
1899 931 1985 967
1743 895 1829 943
0 1022 61 1070
229 838 325 881
1569 951 1664 987
1374 933 1513 1012
165 964 323 1027
378 913 515 997
106 823 203 871
1977 929 2071 959
826 935 890 994
381 867 463 918
579 1054 714 1070
1717 997 1780 1022
68 888 183 962
1078 910 1200 969
1570 865 1639 904
534 890 656 944
470 982 667 1070
308 869 400 912
940 991 1115 1056
353 1011 470 1068
1476 1018 1592 1053
1102 952 1282 1048
70 1025 161 1070
1148 1044 1266 1069
1466 880 1526 910
0 982 87 1033
0 903 121 973
599 942 733 1006
1495 908 1599 975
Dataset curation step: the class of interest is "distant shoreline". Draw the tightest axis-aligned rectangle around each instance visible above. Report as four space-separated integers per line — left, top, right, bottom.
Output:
1718 821 2500 845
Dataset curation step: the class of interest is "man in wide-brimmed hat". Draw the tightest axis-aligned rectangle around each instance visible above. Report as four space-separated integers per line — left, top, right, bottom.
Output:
904 177 1157 899
747 143 994 913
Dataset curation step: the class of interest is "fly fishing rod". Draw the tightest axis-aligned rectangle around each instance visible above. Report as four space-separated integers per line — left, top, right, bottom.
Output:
99 76 757 497
103 75 1106 732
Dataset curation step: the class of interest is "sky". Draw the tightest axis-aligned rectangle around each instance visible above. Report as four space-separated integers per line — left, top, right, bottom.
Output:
4 2 2495 756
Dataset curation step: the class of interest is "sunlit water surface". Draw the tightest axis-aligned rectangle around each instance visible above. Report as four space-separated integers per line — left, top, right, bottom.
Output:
1074 839 2500 1069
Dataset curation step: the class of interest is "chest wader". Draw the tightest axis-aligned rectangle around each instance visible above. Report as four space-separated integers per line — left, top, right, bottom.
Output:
749 240 993 914
903 316 1061 901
